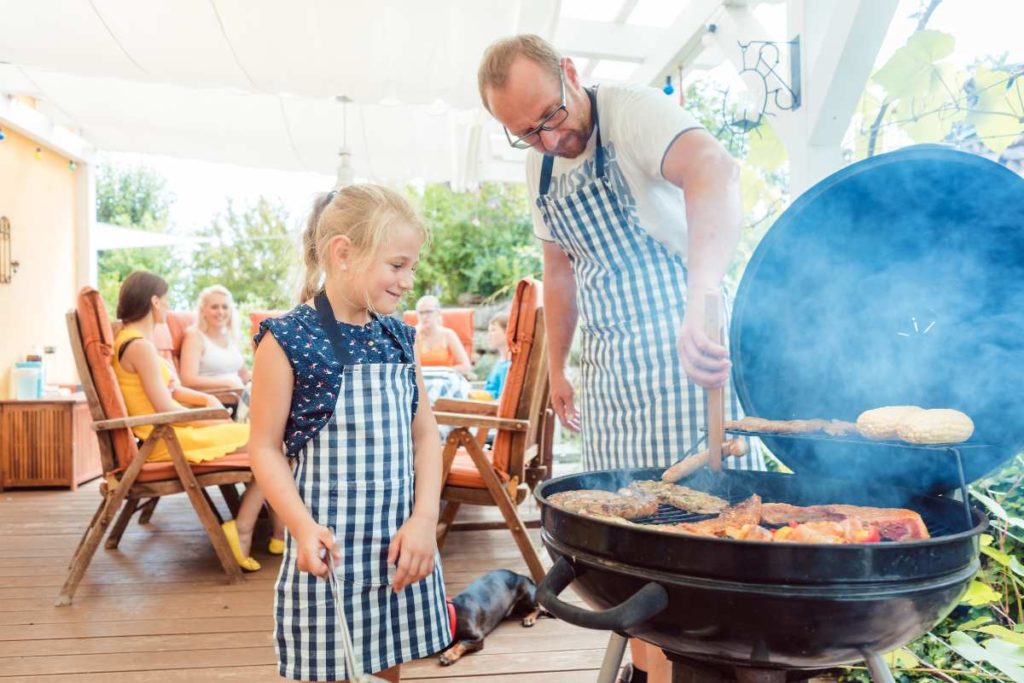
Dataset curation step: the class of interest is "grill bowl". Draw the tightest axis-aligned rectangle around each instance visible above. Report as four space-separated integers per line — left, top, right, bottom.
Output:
535 468 985 669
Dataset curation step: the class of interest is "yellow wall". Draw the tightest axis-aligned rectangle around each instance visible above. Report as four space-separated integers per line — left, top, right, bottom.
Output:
0 126 80 397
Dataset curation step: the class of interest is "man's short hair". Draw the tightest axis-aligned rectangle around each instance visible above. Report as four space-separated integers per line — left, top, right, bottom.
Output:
478 34 561 112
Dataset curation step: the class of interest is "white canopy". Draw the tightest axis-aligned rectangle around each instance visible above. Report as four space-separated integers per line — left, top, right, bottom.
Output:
0 0 740 186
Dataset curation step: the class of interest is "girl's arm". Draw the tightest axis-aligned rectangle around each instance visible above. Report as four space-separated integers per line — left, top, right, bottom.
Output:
248 332 336 577
388 364 444 591
122 340 185 414
180 328 245 391
447 329 473 375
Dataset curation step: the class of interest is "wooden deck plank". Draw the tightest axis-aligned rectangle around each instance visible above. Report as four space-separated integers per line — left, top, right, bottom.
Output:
0 475 612 682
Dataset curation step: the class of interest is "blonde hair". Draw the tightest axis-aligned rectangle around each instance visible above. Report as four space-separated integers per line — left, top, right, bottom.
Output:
195 284 240 338
299 184 427 303
478 34 561 112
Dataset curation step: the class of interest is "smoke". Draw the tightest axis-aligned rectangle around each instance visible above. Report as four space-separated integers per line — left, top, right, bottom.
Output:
730 146 1024 494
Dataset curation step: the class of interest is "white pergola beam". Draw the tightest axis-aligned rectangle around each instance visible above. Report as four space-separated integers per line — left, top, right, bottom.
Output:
631 0 725 88
556 18 660 63
805 0 898 146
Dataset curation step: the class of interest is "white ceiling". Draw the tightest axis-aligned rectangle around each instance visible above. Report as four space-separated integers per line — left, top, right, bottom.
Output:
0 0 728 185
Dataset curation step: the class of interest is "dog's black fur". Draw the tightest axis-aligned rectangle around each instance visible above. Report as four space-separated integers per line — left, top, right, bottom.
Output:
439 569 551 665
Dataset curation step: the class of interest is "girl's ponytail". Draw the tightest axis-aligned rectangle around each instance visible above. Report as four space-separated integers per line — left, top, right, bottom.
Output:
298 191 335 302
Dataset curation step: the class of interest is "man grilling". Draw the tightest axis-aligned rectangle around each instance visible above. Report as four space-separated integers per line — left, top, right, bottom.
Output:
477 34 763 683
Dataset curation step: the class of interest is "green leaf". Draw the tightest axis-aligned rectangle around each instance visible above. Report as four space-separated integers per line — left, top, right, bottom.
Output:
897 63 966 143
973 491 1010 522
882 647 919 668
1010 555 1024 578
745 122 786 172
976 625 1024 647
980 533 995 547
948 631 1024 681
967 67 1024 154
960 616 994 630
981 544 1013 567
960 579 1001 606
873 30 956 100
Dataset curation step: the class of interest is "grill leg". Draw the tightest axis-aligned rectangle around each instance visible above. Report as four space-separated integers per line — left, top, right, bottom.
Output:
596 632 629 683
862 651 896 683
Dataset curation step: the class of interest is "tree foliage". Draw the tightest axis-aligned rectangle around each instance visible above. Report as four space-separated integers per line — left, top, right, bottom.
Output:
95 164 187 313
188 197 298 312
407 182 541 305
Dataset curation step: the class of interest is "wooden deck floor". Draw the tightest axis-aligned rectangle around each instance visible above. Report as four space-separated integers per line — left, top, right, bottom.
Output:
0 476 614 682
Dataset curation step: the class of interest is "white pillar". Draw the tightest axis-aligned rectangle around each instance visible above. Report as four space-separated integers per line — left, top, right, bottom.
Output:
74 161 96 288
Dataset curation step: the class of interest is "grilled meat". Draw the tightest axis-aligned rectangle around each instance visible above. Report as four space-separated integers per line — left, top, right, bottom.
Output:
761 503 929 540
674 495 763 536
547 489 659 520
628 481 729 514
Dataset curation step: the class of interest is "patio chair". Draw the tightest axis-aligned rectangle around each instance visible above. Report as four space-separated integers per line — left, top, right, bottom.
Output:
403 307 475 360
57 287 253 606
432 278 554 583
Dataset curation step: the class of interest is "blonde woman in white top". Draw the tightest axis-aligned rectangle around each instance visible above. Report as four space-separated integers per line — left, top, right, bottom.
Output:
180 284 285 555
180 285 251 392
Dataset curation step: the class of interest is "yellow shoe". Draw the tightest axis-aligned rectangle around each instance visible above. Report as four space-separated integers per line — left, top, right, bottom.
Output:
268 537 286 555
221 520 261 572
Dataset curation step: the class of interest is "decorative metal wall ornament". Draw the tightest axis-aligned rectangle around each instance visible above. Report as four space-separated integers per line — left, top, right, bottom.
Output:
732 36 802 131
1 216 19 284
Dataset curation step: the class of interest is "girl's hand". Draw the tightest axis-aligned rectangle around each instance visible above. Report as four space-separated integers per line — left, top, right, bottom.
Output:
387 514 437 592
294 522 338 578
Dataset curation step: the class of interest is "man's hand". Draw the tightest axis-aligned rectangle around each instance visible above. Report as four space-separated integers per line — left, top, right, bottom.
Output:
677 307 731 388
550 369 581 432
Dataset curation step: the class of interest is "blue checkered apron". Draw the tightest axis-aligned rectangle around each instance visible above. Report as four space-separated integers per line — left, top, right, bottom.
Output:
536 88 763 472
274 292 451 681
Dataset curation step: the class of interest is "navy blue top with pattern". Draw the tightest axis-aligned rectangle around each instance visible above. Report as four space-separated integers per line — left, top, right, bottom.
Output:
254 304 418 457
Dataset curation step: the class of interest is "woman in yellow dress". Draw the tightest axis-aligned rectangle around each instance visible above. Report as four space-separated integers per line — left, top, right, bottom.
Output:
112 271 268 571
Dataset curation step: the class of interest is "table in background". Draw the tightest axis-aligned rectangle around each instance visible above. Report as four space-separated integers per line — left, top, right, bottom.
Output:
0 393 102 490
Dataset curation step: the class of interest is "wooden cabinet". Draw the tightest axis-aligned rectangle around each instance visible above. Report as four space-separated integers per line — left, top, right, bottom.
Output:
0 394 102 490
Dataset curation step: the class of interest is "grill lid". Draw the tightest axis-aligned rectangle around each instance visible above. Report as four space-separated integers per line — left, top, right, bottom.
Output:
730 145 1024 493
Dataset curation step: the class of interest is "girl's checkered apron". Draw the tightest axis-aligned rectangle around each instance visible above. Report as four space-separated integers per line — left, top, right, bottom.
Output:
274 292 451 681
535 87 763 472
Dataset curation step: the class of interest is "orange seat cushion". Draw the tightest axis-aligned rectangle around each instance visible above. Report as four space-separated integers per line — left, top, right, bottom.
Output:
118 450 252 483
76 288 139 468
444 447 510 489
403 308 474 359
164 311 196 359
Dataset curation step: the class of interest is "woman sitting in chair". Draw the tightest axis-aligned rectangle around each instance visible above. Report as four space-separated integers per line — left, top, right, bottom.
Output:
179 284 249 393
413 295 472 376
112 271 280 571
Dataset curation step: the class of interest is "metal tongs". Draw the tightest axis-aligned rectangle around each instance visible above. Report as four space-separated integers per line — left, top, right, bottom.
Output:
323 551 388 683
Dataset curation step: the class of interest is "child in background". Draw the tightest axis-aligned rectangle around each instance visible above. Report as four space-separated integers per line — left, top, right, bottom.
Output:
247 185 451 682
483 312 511 400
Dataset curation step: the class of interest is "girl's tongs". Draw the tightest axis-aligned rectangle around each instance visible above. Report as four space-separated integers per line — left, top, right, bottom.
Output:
324 552 388 683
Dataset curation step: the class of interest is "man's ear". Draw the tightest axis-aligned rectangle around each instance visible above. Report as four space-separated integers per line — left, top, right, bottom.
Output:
328 234 353 271
562 56 581 89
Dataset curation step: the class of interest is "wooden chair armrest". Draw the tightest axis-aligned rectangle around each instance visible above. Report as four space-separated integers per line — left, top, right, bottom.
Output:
433 412 529 432
209 389 242 405
432 398 499 415
93 408 231 431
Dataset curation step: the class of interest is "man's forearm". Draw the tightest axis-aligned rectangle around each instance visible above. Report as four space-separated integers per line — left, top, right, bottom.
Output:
685 154 742 292
542 245 578 375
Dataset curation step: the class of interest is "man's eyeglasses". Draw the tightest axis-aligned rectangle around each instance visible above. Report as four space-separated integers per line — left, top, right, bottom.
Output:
503 68 569 150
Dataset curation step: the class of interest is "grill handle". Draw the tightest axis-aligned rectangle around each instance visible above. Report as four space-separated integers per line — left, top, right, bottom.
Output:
537 557 668 632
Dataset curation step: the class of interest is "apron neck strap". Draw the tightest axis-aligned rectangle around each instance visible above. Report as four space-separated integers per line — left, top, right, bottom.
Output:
539 87 602 197
313 290 411 367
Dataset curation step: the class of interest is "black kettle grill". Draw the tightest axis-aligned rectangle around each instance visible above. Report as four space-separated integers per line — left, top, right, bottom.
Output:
534 146 1024 682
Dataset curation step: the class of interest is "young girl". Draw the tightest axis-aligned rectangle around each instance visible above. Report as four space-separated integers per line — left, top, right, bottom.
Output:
248 185 451 682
